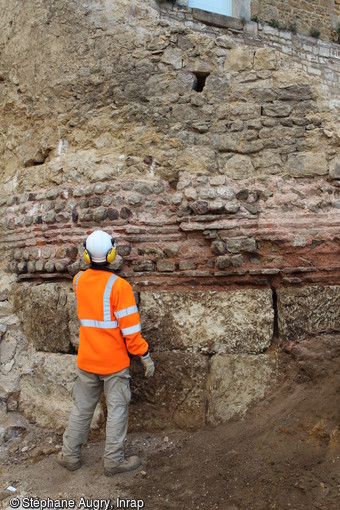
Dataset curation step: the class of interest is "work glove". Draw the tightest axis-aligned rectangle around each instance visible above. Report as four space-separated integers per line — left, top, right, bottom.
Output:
140 352 155 378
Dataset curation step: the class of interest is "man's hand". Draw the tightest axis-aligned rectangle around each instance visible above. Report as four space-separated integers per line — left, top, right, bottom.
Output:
140 353 155 378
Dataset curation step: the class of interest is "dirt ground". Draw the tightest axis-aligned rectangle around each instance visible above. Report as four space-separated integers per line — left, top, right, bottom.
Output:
1 334 339 510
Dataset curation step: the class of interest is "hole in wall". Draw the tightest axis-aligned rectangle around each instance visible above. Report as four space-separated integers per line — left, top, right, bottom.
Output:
192 72 210 92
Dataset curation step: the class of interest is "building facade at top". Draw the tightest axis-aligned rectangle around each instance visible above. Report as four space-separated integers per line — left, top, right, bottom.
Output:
175 0 340 42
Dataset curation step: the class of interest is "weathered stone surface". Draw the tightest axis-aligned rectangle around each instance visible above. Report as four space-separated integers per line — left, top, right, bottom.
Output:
131 260 155 272
207 353 278 424
140 290 274 354
262 104 292 117
0 0 340 437
277 286 340 342
11 283 73 353
231 254 244 267
287 152 328 177
329 158 340 179
216 255 231 269
242 238 257 253
156 260 176 272
211 240 227 255
129 352 208 431
223 154 255 179
19 352 104 431
225 202 240 214
227 239 242 253
67 292 79 351
254 48 277 70
224 46 254 72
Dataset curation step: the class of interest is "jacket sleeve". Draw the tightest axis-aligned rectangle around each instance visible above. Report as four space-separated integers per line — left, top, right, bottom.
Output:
112 278 149 356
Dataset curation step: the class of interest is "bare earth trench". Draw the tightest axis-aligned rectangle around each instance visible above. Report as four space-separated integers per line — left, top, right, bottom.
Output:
1 334 339 510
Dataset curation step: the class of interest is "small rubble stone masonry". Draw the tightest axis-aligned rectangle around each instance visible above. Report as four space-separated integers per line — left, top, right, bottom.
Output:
0 0 340 434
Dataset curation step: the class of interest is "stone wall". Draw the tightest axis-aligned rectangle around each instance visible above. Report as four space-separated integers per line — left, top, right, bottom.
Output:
0 0 340 434
171 0 340 42
160 0 340 104
251 0 340 42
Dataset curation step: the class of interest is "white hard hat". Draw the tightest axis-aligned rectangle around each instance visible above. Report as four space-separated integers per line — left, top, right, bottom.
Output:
85 230 114 263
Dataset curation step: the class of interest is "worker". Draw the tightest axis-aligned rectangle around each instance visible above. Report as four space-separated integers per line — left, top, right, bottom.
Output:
57 230 154 476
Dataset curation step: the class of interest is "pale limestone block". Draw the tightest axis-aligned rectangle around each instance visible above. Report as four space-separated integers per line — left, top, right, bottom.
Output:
161 46 183 70
224 46 254 72
0 334 16 366
140 290 274 354
19 352 104 431
287 152 328 177
254 47 277 70
223 154 255 180
208 353 278 424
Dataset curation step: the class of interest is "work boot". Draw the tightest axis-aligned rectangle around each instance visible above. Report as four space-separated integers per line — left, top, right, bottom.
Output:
104 455 142 477
57 452 82 471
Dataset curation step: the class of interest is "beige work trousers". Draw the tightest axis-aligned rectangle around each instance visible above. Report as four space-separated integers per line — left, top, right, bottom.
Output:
62 366 131 469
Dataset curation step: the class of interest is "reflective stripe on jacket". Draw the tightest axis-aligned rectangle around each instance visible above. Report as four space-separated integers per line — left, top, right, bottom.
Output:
73 269 149 374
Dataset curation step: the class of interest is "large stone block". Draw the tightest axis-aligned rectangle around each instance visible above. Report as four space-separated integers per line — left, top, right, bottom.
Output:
223 154 255 179
129 351 208 431
11 283 73 353
287 152 328 177
18 352 104 431
207 353 278 424
224 46 254 72
277 286 340 342
140 290 274 354
254 47 277 70
329 158 340 179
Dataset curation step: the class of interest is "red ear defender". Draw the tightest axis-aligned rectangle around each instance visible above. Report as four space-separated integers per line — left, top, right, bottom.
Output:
106 238 116 264
83 241 92 264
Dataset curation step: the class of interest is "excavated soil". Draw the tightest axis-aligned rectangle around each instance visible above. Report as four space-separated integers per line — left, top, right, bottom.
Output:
1 334 339 510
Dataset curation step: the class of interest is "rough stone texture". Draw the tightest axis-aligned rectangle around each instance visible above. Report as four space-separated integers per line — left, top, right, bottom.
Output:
277 286 340 342
251 0 340 42
10 284 73 353
287 153 328 177
0 1 339 288
0 0 339 433
254 47 277 71
208 353 278 424
18 352 104 431
223 154 255 180
0 328 28 401
129 351 208 431
67 292 79 351
140 290 274 354
224 46 254 72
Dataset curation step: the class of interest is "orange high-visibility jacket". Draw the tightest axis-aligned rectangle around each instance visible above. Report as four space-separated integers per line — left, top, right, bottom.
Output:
73 268 149 374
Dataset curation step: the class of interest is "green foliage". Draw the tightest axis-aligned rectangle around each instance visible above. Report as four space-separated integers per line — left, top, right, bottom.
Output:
240 17 247 26
337 23 340 44
268 18 279 29
310 27 321 39
251 15 259 23
289 22 297 35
